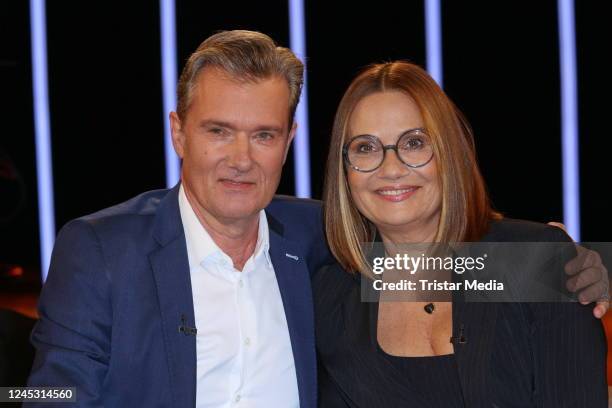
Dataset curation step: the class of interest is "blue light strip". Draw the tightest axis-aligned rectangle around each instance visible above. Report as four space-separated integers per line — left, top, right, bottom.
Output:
557 0 580 240
30 0 55 282
160 0 180 187
289 0 311 198
424 0 443 87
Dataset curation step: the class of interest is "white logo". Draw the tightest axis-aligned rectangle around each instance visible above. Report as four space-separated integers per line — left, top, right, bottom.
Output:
285 253 299 261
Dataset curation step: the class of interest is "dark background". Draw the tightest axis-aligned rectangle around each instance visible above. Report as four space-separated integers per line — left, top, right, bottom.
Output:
1 0 610 283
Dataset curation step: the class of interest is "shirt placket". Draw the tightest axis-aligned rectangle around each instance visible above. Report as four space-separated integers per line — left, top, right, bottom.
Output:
232 264 252 405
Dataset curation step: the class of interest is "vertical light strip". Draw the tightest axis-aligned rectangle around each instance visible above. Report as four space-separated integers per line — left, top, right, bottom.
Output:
425 0 443 87
160 0 180 187
557 0 580 240
289 0 311 198
30 0 55 282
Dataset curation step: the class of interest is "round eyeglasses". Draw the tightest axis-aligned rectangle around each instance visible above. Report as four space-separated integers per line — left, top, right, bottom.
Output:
343 128 434 172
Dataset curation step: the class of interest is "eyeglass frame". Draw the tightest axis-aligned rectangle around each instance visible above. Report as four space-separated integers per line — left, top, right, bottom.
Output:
342 128 434 173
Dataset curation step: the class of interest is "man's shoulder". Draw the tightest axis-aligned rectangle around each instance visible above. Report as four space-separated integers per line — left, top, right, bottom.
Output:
62 187 174 241
81 188 169 221
47 188 176 284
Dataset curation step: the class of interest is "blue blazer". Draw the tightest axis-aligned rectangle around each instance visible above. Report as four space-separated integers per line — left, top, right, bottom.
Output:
27 184 332 407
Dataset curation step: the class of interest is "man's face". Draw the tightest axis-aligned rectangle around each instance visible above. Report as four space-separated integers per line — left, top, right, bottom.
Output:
171 67 295 226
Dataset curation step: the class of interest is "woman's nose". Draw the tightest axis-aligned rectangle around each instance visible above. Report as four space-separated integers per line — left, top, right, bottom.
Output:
377 148 410 179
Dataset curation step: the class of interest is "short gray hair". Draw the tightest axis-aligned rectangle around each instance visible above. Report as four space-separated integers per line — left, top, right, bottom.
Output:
177 30 304 124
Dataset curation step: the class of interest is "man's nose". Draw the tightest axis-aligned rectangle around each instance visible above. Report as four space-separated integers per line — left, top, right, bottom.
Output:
377 148 410 179
226 134 254 172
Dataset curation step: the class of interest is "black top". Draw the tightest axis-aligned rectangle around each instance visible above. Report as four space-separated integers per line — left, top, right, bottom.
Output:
315 270 465 408
313 219 607 407
380 353 464 408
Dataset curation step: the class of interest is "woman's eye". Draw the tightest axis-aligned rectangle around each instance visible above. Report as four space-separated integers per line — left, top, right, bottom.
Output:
356 142 377 153
402 137 425 150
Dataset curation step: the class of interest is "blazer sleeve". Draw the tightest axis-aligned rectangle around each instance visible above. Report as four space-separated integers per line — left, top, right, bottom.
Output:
529 227 607 407
26 219 112 408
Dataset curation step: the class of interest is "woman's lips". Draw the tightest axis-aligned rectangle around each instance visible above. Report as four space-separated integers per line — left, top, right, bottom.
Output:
374 186 420 202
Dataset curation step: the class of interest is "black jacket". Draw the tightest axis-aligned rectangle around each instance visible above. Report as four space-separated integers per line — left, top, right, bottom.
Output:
313 219 607 407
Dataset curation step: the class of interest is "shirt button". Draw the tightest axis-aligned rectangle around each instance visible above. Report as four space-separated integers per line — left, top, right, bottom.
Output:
238 280 244 288
234 394 241 403
244 337 251 346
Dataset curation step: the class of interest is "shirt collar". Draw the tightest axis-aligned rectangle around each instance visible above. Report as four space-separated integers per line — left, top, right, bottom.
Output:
178 184 271 270
253 210 271 268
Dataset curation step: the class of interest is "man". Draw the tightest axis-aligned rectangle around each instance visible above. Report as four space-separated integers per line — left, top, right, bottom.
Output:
28 30 329 407
27 30 608 407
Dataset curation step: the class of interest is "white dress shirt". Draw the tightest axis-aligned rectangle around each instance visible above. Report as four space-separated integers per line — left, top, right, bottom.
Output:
178 185 299 408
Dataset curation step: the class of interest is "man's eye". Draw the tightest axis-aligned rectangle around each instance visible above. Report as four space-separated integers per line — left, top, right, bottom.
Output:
256 132 274 141
209 128 224 135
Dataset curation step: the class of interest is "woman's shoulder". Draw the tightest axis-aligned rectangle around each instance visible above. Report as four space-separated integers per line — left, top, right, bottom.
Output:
313 261 358 292
481 218 573 243
312 262 359 307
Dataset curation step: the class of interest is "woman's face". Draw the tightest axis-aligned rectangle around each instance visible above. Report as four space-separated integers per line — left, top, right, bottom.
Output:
346 91 441 241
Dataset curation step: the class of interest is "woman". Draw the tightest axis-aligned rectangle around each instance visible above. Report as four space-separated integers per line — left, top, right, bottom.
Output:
314 61 606 407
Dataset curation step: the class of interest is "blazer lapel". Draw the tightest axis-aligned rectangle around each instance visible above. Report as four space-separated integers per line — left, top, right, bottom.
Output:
149 184 197 408
266 212 317 408
452 295 498 406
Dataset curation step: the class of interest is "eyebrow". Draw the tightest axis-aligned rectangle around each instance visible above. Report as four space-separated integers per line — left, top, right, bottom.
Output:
252 125 283 133
198 120 283 133
350 128 426 139
197 120 236 130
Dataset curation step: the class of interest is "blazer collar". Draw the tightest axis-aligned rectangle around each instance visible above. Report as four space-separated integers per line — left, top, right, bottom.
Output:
452 298 499 406
150 187 316 408
152 182 183 247
265 209 317 408
149 182 197 407
265 210 284 237
153 184 284 248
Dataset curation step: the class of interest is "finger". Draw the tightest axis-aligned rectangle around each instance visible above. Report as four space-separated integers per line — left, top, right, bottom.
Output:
594 301 609 319
565 246 599 276
564 245 588 276
566 266 602 292
576 281 607 304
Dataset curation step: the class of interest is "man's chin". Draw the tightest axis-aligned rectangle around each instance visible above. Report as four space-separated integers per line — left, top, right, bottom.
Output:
214 205 263 223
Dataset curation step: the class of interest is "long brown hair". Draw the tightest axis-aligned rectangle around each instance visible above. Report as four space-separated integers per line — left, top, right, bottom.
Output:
323 61 501 274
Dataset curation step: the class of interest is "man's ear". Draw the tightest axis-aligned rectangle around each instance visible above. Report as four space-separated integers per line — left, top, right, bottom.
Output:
283 122 297 164
170 111 185 158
